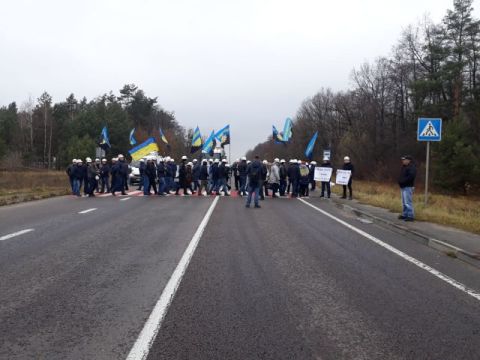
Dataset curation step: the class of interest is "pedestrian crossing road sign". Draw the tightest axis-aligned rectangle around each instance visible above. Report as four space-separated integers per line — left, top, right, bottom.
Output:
417 118 442 141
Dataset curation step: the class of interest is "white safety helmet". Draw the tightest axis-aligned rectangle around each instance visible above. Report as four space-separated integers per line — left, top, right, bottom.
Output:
247 160 251 164
311 161 317 165
222 159 227 163
241 156 247 161
274 158 279 163
72 159 77 163
95 158 100 162
140 158 145 162
77 159 83 163
170 158 175 162
101 158 107 163
214 159 220 163
187 162 193 166
263 160 268 164
181 155 188 160
344 156 351 162
297 159 302 164
323 156 329 161
118 154 124 159
193 159 198 162
86 157 92 163
280 159 285 163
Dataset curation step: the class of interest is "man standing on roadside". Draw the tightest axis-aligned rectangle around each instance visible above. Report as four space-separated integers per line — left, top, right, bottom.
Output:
238 157 248 196
341 156 354 200
66 159 77 194
100 158 110 193
246 155 262 208
398 155 416 222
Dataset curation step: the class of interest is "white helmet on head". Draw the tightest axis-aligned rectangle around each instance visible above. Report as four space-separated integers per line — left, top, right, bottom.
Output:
187 162 193 166
263 160 268 164
118 154 124 159
280 159 285 163
77 159 83 163
241 156 247 161
344 156 350 162
193 159 198 162
170 158 175 162
140 158 145 162
95 158 100 162
72 159 77 163
222 159 227 163
323 156 329 161
297 159 302 164
181 155 188 160
86 157 92 163
247 160 251 164
274 158 279 163
214 159 220 163
311 161 317 165
102 158 107 162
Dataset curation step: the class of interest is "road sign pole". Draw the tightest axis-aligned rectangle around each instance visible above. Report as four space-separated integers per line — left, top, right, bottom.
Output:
425 141 430 206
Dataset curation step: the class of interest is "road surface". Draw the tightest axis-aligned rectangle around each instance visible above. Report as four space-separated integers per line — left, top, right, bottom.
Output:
1 192 479 359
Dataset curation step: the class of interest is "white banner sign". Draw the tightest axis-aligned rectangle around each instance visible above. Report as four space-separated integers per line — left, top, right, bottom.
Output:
335 170 351 185
314 167 333 182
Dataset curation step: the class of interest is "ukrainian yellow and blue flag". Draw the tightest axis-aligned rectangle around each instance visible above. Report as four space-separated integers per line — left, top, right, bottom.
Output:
99 126 111 150
128 138 160 161
191 126 203 154
215 125 230 147
159 128 171 149
202 130 216 156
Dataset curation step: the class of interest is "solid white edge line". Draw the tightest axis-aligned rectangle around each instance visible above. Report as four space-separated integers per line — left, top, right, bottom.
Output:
78 208 97 214
298 198 480 302
0 228 35 241
120 197 131 201
126 196 220 360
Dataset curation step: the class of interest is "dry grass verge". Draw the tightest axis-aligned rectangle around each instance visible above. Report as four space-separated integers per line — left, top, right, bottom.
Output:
0 170 69 206
332 180 480 234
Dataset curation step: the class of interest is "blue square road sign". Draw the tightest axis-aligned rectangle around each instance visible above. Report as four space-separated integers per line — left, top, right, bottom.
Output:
417 118 442 141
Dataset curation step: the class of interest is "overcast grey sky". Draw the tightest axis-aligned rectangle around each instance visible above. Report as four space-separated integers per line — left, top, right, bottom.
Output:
1 0 478 159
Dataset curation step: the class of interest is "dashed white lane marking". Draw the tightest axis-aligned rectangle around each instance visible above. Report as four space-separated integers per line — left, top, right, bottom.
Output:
78 208 97 214
299 198 480 302
0 229 35 241
120 197 131 201
126 196 220 360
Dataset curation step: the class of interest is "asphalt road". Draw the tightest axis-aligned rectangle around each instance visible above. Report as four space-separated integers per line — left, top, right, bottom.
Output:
1 193 479 359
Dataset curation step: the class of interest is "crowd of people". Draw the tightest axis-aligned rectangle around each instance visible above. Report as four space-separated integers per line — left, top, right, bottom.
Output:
66 153 417 221
66 154 355 201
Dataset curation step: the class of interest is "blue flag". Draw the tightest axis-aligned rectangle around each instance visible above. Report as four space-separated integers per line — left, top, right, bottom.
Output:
304 131 318 160
191 126 203 153
129 128 137 146
99 126 111 150
282 118 293 142
202 130 216 156
215 125 230 147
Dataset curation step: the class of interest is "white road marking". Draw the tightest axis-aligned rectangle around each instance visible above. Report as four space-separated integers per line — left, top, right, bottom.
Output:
0 229 35 241
299 198 480 302
120 197 131 201
126 196 219 360
78 208 97 214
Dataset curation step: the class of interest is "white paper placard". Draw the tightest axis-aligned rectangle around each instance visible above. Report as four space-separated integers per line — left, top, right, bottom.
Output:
335 170 351 185
314 167 333 182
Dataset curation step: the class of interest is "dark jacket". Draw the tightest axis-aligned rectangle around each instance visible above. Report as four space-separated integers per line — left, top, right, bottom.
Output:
145 162 156 180
111 162 120 178
261 164 268 181
247 160 262 187
398 162 416 188
119 160 129 176
309 165 316 181
199 164 209 181
192 163 201 181
86 164 97 180
218 164 227 179
211 163 219 181
279 164 287 180
178 162 187 181
287 164 296 180
100 164 110 177
139 162 146 176
342 163 354 179
157 162 166 178
66 164 74 177
238 161 248 176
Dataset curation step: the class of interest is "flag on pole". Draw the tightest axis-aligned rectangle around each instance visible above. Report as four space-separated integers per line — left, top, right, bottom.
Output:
159 128 171 148
282 117 293 142
128 137 160 161
129 128 137 146
191 126 203 153
98 126 111 150
215 125 230 147
272 125 286 144
202 130 216 156
304 131 318 160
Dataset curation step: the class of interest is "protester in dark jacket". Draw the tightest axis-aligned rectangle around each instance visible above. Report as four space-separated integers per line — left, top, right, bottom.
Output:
198 160 209 196
246 156 262 208
238 158 248 195
100 159 110 193
66 160 76 193
138 159 146 190
144 159 157 195
341 156 354 199
157 159 167 195
398 155 417 221
320 158 333 198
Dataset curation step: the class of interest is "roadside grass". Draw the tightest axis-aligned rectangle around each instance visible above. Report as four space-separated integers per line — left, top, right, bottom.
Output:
0 170 69 206
331 180 480 235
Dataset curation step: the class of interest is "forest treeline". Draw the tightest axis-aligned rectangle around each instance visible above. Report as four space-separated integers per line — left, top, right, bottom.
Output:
246 0 480 194
0 84 191 169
